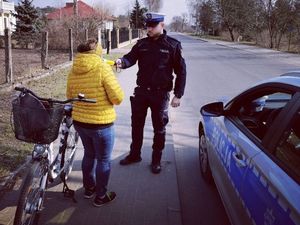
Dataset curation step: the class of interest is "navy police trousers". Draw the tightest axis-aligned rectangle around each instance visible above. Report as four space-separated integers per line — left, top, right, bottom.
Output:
129 86 170 164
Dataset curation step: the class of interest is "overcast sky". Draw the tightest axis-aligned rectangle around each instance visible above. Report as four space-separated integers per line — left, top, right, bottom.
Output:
13 0 189 24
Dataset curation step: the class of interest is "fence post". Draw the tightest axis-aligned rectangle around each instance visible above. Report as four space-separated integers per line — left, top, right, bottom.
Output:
85 29 88 41
116 28 120 48
4 28 13 84
108 30 112 50
129 28 132 43
69 28 73 61
106 29 111 54
41 31 49 69
97 29 102 47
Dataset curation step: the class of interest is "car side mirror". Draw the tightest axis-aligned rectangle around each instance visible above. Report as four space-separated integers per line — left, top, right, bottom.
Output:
200 102 225 117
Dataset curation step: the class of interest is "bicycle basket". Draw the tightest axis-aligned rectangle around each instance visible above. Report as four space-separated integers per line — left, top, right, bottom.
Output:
12 94 64 144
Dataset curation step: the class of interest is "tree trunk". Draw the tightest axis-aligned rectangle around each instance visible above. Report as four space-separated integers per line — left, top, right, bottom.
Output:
228 27 234 42
269 30 274 48
276 32 283 50
288 32 291 52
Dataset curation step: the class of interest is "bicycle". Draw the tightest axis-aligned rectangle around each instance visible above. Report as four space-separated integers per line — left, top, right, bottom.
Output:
11 86 96 225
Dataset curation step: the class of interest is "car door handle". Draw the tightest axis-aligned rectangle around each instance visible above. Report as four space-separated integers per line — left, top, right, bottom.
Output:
232 152 246 168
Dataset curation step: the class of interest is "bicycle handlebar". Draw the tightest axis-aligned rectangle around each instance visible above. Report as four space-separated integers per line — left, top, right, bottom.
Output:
15 87 96 104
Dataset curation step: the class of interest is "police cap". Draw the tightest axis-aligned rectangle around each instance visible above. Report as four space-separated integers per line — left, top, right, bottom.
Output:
144 12 165 24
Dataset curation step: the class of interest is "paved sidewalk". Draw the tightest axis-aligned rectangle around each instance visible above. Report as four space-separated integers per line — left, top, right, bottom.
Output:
0 64 182 225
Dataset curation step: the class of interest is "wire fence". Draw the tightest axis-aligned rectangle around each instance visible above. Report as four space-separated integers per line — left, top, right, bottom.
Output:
0 27 141 86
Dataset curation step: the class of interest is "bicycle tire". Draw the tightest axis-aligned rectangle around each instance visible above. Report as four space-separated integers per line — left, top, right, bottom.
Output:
13 161 47 225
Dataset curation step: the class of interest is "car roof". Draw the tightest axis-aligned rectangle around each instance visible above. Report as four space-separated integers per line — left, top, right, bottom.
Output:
225 75 300 108
258 75 300 89
280 71 300 78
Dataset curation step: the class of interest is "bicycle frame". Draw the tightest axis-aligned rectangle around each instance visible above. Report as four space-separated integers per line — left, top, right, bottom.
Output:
48 104 77 180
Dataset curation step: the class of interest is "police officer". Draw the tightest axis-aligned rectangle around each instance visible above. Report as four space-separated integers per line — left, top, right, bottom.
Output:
116 12 186 174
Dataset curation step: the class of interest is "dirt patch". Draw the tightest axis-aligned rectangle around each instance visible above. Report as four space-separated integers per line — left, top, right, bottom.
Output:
0 48 69 85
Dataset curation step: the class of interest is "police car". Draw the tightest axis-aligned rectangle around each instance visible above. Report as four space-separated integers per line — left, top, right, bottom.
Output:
198 73 300 225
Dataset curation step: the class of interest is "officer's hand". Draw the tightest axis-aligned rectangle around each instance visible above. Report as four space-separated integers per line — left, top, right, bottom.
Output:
115 58 123 68
171 96 181 108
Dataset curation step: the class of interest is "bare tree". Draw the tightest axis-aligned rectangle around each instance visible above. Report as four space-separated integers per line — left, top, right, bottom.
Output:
274 0 295 49
214 0 241 41
213 0 260 41
187 0 209 34
187 0 299 50
259 0 277 48
295 0 300 41
143 0 162 11
169 16 182 32
169 14 189 32
93 2 115 20
198 0 216 33
181 13 188 31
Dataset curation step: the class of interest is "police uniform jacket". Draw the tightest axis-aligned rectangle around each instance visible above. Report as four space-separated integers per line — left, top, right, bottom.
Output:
121 30 186 98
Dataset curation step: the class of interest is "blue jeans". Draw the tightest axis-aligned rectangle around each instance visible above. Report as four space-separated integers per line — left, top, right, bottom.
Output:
74 124 115 197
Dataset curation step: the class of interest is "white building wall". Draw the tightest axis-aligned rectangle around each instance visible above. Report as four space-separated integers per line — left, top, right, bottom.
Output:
104 21 113 31
0 0 16 35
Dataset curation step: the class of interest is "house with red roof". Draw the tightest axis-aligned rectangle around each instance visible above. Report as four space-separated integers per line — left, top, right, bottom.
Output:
46 0 116 30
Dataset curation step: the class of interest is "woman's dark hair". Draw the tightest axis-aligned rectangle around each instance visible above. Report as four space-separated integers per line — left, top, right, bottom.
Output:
77 38 98 53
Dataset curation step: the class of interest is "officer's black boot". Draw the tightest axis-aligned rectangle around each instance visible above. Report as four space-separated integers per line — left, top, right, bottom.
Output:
120 145 142 165
120 154 142 165
151 151 162 174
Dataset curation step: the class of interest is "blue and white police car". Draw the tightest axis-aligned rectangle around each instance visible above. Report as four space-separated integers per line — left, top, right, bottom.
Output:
198 73 300 225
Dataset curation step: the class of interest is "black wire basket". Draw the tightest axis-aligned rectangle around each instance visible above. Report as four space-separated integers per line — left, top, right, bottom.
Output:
12 99 64 144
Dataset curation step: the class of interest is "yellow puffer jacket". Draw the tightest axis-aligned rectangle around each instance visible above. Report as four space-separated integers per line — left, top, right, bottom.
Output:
66 48 124 124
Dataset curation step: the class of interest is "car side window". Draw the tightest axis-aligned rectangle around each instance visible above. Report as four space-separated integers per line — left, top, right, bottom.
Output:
237 92 292 140
275 112 300 179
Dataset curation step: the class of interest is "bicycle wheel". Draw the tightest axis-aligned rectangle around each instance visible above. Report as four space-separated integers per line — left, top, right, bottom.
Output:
14 161 47 225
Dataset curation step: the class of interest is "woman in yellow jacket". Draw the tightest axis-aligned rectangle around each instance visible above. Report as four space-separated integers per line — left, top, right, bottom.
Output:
66 38 124 207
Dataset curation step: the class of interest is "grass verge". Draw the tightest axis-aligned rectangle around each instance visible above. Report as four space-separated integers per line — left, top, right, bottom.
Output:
0 67 70 182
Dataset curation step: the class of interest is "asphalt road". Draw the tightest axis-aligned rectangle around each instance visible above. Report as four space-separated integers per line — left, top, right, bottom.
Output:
168 32 300 225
